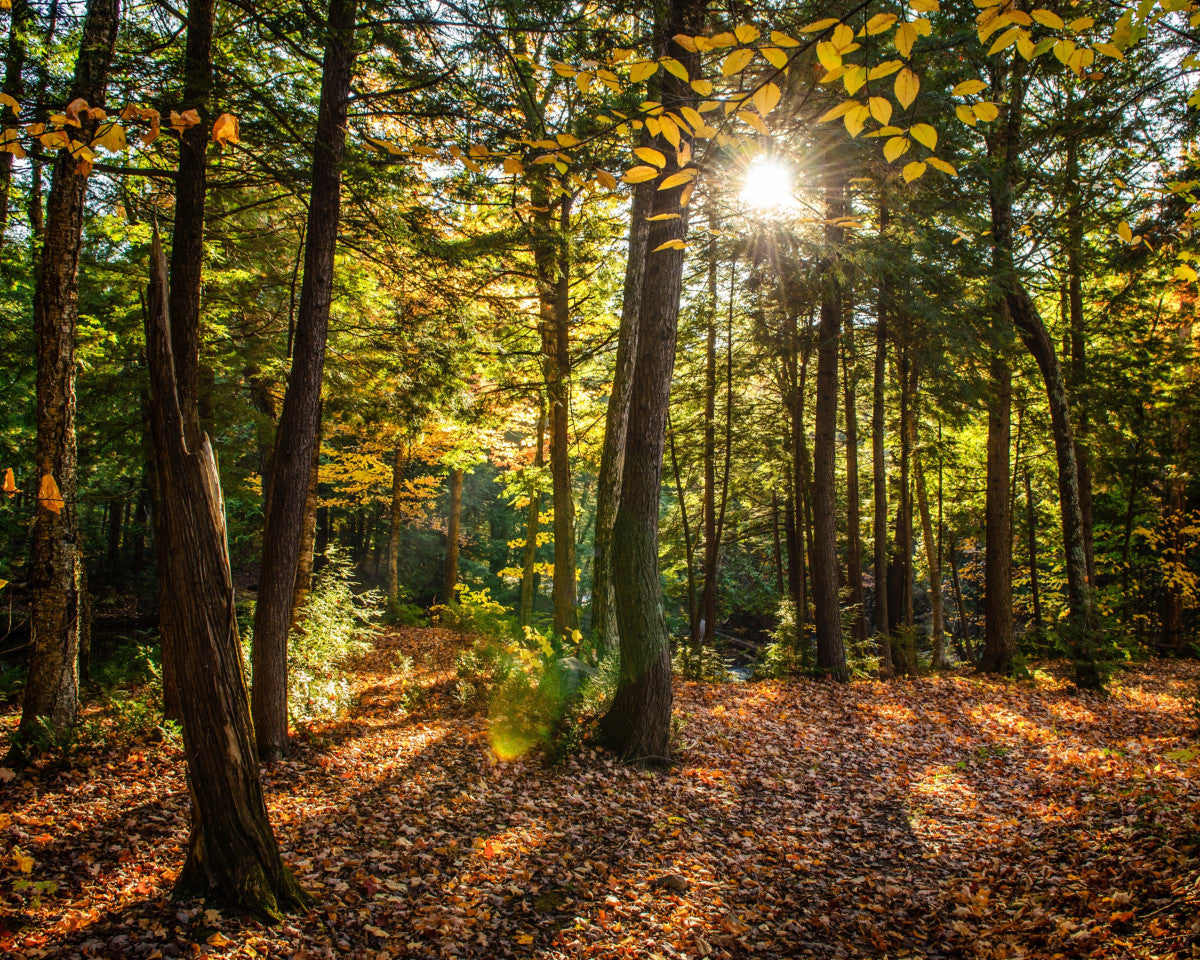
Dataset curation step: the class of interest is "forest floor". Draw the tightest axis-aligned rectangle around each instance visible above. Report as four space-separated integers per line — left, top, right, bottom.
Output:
2 628 1199 960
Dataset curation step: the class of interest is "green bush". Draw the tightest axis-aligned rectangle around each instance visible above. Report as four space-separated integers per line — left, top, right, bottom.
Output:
433 584 521 640
673 642 732 682
384 600 430 628
758 599 812 678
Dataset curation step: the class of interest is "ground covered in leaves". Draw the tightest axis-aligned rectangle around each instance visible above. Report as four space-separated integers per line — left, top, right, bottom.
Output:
2 628 1199 959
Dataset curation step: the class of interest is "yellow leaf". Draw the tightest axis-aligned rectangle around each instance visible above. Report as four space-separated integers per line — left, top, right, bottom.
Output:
910 0 940 11
816 42 842 72
13 848 33 873
503 157 524 175
92 121 127 152
1068 16 1095 31
1175 264 1198 282
799 18 839 33
556 133 580 147
1017 32 1036 59
866 13 898 34
831 23 855 49
739 110 769 135
753 82 782 116
691 79 714 95
884 136 910 162
659 115 680 148
0 580 7 591
630 61 658 83
1031 9 1064 28
902 160 926 182
37 474 64 514
894 68 920 109
516 935 535 946
634 146 667 167
818 100 859 123
843 66 867 95
1053 38 1076 64
575 72 593 94
660 57 689 81
844 103 870 137
658 167 697 189
895 21 918 58
722 49 754 76
624 165 660 183
710 32 737 47
652 239 686 252
869 60 905 80
1006 10 1033 26
734 24 761 43
1118 220 1133 243
820 65 847 84
680 182 695 206
211 113 239 147
988 25 1021 54
869 96 893 125
952 79 988 96
973 101 999 121
927 155 958 175
1093 43 1124 60
553 62 576 77
771 30 800 46
761 46 789 69
672 34 699 52
3 468 15 496
596 169 617 189
0 92 19 116
646 213 681 220
910 122 937 149
0 128 25 159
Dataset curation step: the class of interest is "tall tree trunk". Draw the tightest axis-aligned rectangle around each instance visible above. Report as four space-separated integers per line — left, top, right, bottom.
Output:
144 231 307 919
0 0 31 244
443 467 463 604
980 353 1014 674
772 490 784 595
1024 468 1044 638
949 540 975 663
600 0 704 761
386 432 410 603
251 0 358 760
811 173 848 681
519 398 546 627
591 183 649 651
988 57 1100 687
700 230 718 648
842 311 867 647
914 448 945 668
872 205 893 671
16 0 118 751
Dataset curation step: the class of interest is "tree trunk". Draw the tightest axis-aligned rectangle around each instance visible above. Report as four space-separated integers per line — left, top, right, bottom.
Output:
600 0 704 761
988 57 1099 687
290 416 321 626
949 540 975 663
591 186 649 651
842 312 867 647
980 353 1014 674
386 432 410 603
16 0 118 751
143 231 307 919
914 448 945 668
872 209 893 670
1024 468 1044 639
811 174 848 681
251 0 358 760
443 467 463 603
700 232 718 647
667 414 699 645
520 397 546 627
772 490 784 595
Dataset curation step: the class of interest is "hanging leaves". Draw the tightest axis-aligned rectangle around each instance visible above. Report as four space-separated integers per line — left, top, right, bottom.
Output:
894 68 920 109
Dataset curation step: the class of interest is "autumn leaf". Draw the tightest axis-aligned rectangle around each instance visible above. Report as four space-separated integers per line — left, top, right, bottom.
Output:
894 68 920 109
37 473 64 513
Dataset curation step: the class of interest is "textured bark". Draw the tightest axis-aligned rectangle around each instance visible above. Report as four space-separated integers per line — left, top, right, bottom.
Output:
251 0 357 760
591 183 649 651
667 415 699 644
980 354 1014 675
0 0 31 244
811 175 848 682
17 0 118 750
144 232 307 919
872 208 893 672
600 0 704 761
771 490 784 595
443 468 463 603
1024 468 1044 637
519 399 546 627
290 418 321 626
700 235 718 648
950 542 975 663
842 314 867 646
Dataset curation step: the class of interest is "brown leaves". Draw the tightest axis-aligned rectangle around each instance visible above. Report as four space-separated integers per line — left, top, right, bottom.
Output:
36 473 63 513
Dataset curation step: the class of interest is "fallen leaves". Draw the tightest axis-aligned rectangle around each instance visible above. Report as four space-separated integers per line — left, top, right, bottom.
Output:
1 631 1198 958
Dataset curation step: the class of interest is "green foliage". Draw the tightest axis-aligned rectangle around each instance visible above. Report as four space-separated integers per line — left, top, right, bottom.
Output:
757 599 812 678
285 552 381 724
384 600 431 628
673 642 732 682
433 584 521 641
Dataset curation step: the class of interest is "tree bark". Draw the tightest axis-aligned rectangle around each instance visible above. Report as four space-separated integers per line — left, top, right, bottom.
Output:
872 211 893 670
290 414 321 626
17 0 118 750
700 231 718 647
600 0 704 761
1024 468 1044 638
519 398 546 627
914 447 946 668
591 182 650 651
980 353 1014 674
667 414 699 645
251 0 358 760
386 432 410 603
0 0 31 244
144 231 307 919
842 311 867 647
443 467 463 603
811 174 848 681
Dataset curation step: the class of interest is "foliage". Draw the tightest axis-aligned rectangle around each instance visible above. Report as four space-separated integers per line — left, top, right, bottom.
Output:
757 599 812 678
672 642 733 682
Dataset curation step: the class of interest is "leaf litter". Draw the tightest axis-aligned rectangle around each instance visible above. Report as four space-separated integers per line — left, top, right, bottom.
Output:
2 628 1198 959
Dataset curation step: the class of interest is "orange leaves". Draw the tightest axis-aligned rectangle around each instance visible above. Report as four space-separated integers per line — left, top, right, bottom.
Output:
37 474 64 513
211 112 239 147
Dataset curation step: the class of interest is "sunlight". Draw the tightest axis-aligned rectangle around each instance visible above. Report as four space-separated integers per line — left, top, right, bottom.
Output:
739 158 796 213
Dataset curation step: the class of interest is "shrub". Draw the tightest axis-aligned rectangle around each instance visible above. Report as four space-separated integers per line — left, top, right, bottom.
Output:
673 642 732 682
758 599 812 678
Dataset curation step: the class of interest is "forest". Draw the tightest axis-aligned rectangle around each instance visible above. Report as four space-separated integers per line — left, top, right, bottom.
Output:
1 0 1199 955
